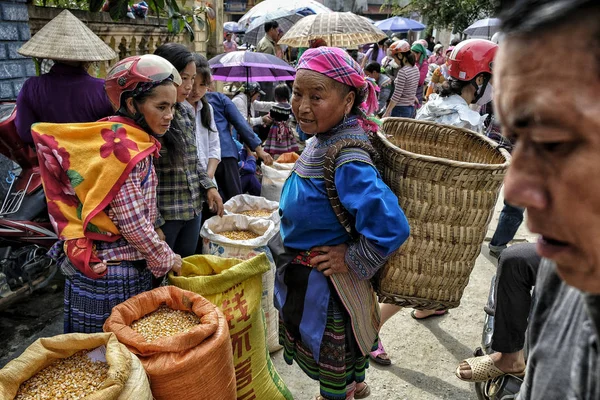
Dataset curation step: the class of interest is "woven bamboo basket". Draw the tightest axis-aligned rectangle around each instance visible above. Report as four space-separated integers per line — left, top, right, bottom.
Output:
373 118 510 310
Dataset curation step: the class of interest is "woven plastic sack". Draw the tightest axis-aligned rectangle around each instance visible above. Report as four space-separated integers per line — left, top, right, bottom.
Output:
275 152 299 164
103 286 236 400
169 254 293 400
0 332 151 400
201 215 281 353
261 164 291 202
223 194 280 232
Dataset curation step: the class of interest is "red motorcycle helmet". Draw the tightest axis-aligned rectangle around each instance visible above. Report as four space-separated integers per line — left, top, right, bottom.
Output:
104 54 182 110
447 39 498 82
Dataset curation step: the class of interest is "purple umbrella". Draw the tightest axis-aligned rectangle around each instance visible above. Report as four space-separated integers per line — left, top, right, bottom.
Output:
208 51 296 83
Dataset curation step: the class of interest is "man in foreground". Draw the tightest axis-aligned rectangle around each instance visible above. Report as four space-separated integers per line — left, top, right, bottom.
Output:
495 0 600 398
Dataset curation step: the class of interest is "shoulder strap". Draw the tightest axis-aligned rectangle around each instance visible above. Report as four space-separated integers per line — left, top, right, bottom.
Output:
322 138 380 238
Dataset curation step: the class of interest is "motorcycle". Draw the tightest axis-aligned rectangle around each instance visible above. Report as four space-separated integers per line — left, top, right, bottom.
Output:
0 103 58 310
474 274 524 400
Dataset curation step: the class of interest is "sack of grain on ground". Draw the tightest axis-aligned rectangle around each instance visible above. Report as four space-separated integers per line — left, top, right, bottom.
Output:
0 332 151 400
168 253 293 400
201 215 281 353
103 286 236 400
223 194 280 231
261 164 292 202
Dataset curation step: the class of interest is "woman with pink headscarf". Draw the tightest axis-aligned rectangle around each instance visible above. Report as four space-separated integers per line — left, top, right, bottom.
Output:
273 47 409 400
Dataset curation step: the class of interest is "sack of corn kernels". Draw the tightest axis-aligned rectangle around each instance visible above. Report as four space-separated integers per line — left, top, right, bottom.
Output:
223 194 280 232
201 215 281 353
0 332 151 400
169 253 293 400
103 286 236 400
261 164 291 202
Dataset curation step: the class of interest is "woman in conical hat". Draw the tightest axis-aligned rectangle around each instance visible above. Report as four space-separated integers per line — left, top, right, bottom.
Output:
16 10 117 144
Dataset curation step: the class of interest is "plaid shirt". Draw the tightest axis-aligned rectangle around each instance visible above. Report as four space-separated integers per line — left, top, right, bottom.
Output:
155 102 216 225
97 156 177 277
484 103 514 153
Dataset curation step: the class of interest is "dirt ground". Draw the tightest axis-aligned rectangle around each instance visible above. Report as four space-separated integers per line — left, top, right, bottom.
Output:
271 190 535 400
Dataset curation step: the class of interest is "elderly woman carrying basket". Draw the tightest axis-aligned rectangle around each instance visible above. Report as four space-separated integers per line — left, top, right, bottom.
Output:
274 47 410 400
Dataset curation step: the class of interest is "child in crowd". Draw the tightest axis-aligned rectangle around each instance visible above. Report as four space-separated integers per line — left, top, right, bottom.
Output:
187 53 221 181
263 83 298 156
234 138 261 196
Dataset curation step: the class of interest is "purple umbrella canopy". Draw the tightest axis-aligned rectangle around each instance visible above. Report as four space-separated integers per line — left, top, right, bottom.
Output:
209 51 296 82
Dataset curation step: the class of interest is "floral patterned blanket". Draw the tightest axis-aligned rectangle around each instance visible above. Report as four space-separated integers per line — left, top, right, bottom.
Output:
31 117 159 278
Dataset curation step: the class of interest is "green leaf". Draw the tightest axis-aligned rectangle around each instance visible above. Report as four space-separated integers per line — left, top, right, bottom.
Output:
167 17 174 32
111 123 122 132
89 0 104 12
179 18 186 33
109 0 129 20
76 203 83 220
194 16 205 30
67 170 84 188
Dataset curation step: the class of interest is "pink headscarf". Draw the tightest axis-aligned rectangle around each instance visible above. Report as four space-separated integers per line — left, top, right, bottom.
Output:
296 47 379 126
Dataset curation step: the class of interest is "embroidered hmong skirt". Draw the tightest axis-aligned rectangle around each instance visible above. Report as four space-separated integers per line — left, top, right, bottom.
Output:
264 122 299 155
63 262 152 333
278 261 375 400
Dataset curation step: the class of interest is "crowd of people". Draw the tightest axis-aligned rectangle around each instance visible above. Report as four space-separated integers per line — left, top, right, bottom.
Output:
10 0 600 399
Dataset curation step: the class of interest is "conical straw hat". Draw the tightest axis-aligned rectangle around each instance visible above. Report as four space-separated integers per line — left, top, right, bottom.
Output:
18 10 116 61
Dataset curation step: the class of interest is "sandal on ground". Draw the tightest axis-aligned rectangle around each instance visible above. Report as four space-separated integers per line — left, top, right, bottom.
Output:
410 309 448 320
369 341 392 366
355 382 371 399
455 355 525 383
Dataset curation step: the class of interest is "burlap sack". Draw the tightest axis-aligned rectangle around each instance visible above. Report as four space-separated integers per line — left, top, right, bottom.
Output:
0 332 151 400
103 286 236 400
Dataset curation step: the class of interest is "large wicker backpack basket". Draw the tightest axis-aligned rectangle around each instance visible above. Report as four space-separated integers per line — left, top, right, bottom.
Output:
371 118 510 310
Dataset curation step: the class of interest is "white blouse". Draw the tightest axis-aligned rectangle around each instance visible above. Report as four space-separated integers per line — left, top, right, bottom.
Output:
190 100 221 172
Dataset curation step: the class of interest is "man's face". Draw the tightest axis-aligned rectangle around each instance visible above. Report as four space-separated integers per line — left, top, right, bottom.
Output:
497 27 600 292
269 27 279 41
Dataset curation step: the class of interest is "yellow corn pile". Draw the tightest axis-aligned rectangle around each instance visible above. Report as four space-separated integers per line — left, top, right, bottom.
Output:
15 351 109 399
218 230 260 241
239 209 273 218
131 305 201 341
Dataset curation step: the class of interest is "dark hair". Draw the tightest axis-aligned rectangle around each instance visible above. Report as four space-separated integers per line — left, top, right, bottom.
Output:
397 51 416 67
370 40 386 62
274 83 290 102
439 78 471 97
192 53 214 133
501 0 599 74
364 62 381 74
154 43 194 73
153 43 194 167
264 20 279 33
450 38 461 47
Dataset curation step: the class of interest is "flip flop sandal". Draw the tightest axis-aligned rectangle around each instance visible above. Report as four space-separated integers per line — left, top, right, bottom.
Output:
355 382 371 399
410 309 448 320
455 355 525 383
369 341 392 366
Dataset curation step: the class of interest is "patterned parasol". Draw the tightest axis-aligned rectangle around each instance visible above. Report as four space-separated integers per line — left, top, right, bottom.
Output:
278 12 388 48
208 50 296 83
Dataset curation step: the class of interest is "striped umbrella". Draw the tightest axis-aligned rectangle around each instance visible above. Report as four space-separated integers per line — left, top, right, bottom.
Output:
279 12 387 48
243 9 305 46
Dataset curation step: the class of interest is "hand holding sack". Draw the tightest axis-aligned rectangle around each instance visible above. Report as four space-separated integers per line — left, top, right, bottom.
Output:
169 253 293 400
0 332 151 400
103 286 236 400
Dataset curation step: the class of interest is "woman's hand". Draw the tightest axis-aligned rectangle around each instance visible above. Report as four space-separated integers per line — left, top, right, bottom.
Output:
171 254 182 276
310 244 349 277
207 188 224 217
255 146 274 166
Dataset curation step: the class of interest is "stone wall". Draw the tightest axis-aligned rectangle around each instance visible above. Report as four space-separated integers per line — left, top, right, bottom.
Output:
0 0 36 100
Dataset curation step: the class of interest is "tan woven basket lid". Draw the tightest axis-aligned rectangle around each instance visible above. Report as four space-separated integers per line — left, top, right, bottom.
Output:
18 10 117 62
279 12 387 48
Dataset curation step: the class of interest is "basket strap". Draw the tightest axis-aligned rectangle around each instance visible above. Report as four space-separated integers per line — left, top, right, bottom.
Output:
323 138 381 238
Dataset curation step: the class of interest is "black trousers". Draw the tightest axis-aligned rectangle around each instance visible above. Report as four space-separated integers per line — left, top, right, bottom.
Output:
214 157 242 203
492 243 541 353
